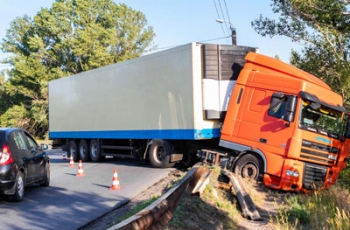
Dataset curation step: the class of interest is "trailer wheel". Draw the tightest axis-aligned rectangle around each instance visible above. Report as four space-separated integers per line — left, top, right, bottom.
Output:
89 139 104 162
234 154 263 181
149 140 175 168
79 140 90 162
68 140 79 162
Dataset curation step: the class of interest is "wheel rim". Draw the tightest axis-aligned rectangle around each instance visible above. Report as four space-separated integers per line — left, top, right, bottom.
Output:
80 144 87 159
90 141 97 159
241 163 258 179
17 175 24 198
70 146 76 158
156 146 165 163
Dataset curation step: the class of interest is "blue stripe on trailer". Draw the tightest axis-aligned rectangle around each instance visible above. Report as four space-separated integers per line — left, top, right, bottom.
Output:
49 128 221 140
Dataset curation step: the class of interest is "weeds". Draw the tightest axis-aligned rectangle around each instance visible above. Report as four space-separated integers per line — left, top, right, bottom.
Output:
114 165 350 230
273 185 350 230
167 166 239 229
166 171 185 190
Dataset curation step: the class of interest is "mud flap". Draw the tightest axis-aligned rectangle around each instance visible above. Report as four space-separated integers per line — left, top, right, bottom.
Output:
170 153 183 162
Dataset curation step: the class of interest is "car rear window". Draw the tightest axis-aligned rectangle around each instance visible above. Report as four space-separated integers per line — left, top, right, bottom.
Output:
0 131 4 148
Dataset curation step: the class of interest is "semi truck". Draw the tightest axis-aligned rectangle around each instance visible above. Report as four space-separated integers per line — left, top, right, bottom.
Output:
48 42 350 192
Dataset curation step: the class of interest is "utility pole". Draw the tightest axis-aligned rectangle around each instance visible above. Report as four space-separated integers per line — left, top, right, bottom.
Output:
216 19 236 45
230 26 236 45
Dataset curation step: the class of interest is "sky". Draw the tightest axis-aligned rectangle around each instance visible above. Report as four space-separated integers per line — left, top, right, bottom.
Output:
0 0 304 71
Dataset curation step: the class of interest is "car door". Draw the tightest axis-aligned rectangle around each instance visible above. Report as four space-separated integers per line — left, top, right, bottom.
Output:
10 130 37 183
22 131 45 179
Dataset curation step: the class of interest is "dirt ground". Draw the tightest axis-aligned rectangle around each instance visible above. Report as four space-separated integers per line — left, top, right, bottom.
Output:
79 168 287 230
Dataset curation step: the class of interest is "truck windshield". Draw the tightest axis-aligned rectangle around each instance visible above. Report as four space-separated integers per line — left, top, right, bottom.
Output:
299 100 342 139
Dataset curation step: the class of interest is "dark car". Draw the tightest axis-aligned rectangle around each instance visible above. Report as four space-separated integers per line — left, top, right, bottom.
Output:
0 127 50 202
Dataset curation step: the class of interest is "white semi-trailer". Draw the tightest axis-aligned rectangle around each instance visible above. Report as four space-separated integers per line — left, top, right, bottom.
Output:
49 42 350 192
49 43 256 167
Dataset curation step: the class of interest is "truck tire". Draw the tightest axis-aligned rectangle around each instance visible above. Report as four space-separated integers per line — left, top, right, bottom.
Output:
79 140 90 162
89 139 104 162
68 140 79 162
234 154 263 181
149 140 175 168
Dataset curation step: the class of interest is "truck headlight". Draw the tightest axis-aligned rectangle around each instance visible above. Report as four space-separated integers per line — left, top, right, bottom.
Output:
286 170 299 177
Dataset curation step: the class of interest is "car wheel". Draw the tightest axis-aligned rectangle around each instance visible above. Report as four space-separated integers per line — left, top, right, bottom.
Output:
79 140 90 162
234 154 263 181
149 139 175 168
9 172 25 202
40 162 50 187
68 140 79 162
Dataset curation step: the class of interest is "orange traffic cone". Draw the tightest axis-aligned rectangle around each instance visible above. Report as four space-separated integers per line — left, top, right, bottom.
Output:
109 169 122 190
69 155 75 167
62 152 67 161
76 160 86 177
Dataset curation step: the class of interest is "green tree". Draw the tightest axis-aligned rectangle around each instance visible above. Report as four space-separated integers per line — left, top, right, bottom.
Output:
251 0 350 107
0 0 155 138
0 70 10 116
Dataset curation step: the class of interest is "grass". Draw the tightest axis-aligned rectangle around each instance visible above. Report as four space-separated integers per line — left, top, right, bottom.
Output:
113 165 350 230
272 185 350 230
168 166 350 230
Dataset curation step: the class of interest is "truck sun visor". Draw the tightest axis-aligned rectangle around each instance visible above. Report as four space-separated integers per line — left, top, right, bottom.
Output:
300 91 346 113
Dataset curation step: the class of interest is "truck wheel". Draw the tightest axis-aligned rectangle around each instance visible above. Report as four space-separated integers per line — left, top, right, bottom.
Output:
79 140 90 162
68 140 79 162
149 140 175 168
89 139 104 162
234 154 263 181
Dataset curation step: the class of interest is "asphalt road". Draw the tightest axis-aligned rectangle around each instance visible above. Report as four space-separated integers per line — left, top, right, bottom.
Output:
0 150 174 230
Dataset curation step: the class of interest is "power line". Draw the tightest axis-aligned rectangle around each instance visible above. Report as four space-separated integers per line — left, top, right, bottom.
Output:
143 35 231 54
213 0 229 43
217 0 230 36
223 0 232 26
197 35 231 43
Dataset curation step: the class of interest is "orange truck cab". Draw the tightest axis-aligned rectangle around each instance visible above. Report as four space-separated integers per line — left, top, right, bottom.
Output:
220 52 350 192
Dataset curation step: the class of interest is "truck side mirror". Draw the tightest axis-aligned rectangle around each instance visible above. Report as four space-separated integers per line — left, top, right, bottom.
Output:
344 115 350 139
286 96 297 112
283 96 297 123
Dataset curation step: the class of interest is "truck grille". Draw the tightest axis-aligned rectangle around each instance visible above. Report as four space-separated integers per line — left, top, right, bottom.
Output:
300 139 338 166
302 163 327 190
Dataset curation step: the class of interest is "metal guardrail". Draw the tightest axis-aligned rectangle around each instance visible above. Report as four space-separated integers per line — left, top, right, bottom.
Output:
109 161 261 229
109 163 203 230
221 169 261 220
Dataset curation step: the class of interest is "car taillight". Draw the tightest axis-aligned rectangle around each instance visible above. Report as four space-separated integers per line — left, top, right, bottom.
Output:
0 145 14 165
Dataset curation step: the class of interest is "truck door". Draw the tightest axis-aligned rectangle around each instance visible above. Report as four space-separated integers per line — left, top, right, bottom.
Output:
260 93 297 158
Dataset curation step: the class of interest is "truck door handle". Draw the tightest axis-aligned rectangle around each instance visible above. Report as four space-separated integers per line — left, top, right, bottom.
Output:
260 138 267 143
